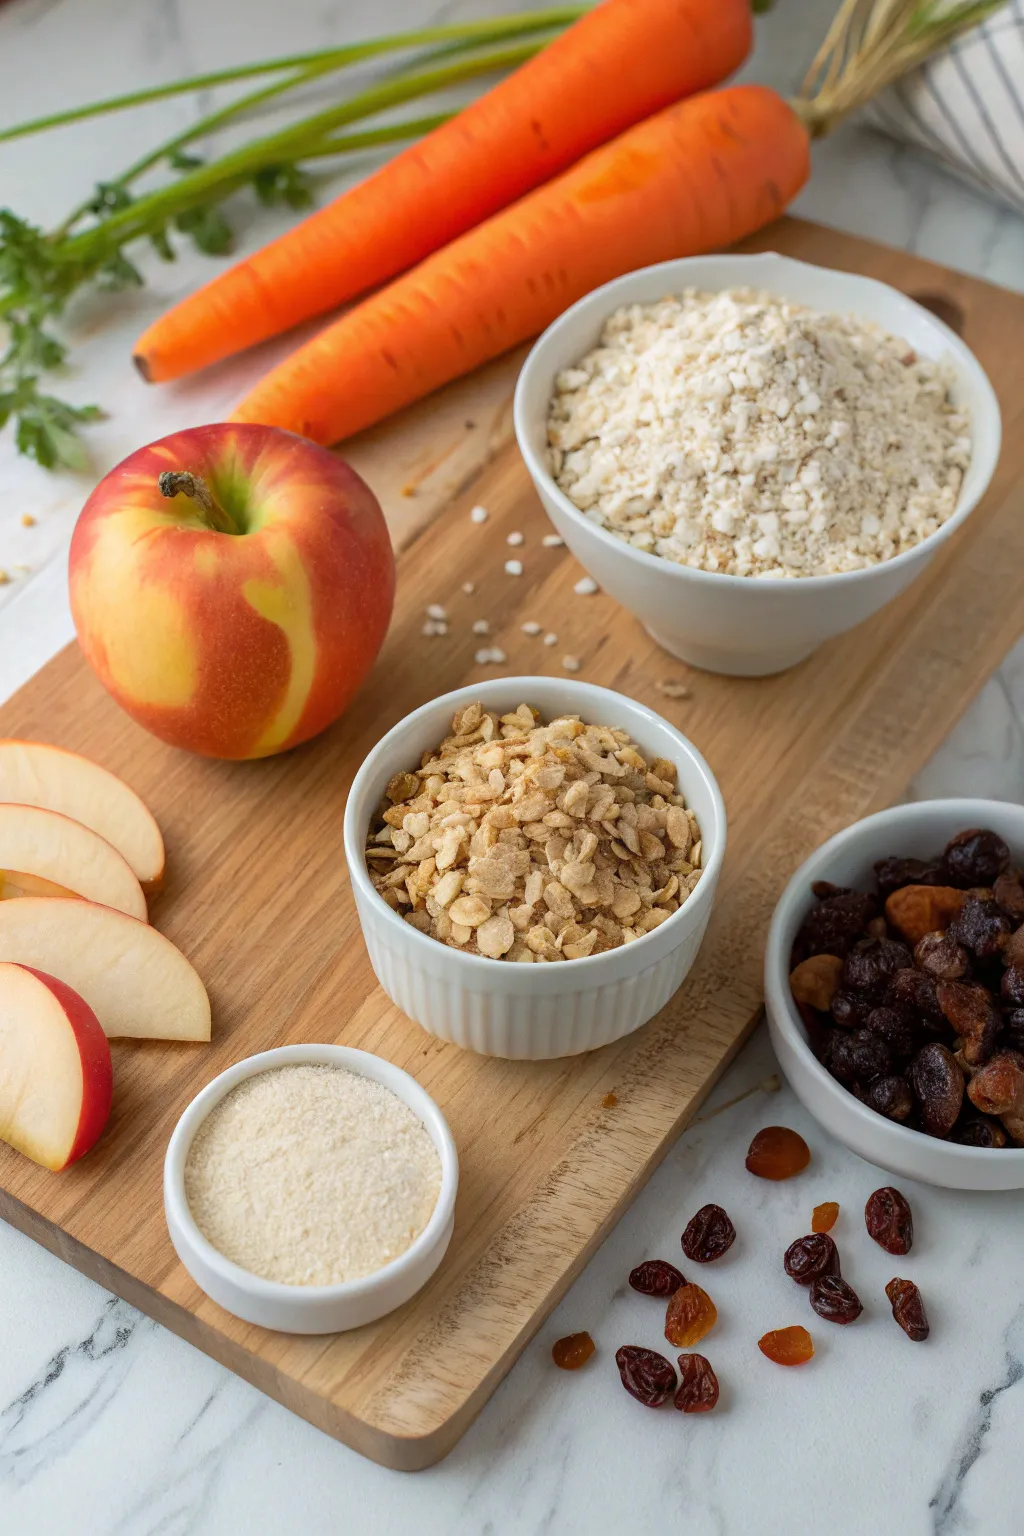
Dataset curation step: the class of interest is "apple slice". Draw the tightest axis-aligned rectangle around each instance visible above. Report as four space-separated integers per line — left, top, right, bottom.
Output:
1 870 80 901
0 899 211 1042
0 740 165 893
0 804 147 920
0 962 113 1171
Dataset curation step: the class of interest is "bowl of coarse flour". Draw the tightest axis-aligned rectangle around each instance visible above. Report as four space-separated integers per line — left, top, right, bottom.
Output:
514 252 1000 677
164 1043 458 1333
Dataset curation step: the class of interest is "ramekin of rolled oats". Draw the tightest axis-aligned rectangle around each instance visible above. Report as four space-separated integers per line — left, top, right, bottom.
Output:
343 679 726 1058
514 254 1000 677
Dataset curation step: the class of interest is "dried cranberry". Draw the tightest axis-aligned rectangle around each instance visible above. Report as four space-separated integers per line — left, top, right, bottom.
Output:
875 856 945 898
951 1115 1007 1148
914 932 970 982
865 1187 914 1255
673 1354 720 1413
886 967 945 1026
864 1074 914 1123
1002 967 1024 1008
681 1204 736 1264
809 1274 863 1324
629 1259 685 1297
794 890 878 962
784 1232 840 1285
948 896 1011 960
865 1005 918 1061
909 1041 964 1136
936 980 1000 1066
831 990 870 1029
993 870 1024 922
944 829 1010 889
615 1345 676 1407
886 1278 929 1341
841 938 912 1001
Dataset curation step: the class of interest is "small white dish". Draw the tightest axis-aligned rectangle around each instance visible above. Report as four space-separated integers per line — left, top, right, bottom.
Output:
343 677 726 1059
514 252 1001 677
764 799 1024 1191
164 1043 458 1333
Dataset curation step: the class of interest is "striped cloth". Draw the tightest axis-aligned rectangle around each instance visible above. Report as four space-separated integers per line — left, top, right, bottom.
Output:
868 1 1024 216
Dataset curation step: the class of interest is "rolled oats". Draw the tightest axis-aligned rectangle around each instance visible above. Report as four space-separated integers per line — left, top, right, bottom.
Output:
364 703 705 961
546 289 971 578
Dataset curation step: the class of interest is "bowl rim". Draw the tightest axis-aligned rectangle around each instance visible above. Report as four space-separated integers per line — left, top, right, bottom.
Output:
513 251 1002 594
343 675 727 977
764 798 1024 1165
164 1043 460 1302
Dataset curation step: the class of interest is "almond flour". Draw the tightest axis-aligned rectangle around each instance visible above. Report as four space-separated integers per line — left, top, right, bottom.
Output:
184 1064 441 1286
546 288 971 578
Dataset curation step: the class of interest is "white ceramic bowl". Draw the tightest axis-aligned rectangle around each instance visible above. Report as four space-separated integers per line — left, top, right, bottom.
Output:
164 1043 458 1332
514 252 1001 677
765 799 1024 1191
343 677 726 1059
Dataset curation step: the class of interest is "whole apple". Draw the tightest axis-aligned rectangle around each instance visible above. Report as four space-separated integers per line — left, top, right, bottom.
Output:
70 423 395 759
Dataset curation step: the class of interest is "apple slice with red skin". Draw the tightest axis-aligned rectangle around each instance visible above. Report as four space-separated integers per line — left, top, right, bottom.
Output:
0 963 113 1171
0 898 211 1042
0 740 165 893
0 803 147 919
0 870 80 901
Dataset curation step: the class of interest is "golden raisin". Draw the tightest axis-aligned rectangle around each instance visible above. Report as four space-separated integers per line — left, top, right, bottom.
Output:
551 1331 595 1370
745 1126 811 1180
665 1283 718 1348
602 1092 618 1108
811 1201 839 1233
758 1326 814 1366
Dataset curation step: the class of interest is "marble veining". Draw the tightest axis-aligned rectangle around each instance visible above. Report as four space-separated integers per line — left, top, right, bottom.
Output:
1 0 1024 1531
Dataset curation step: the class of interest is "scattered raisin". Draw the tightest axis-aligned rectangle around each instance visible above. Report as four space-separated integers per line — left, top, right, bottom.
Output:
629 1260 685 1297
914 931 970 982
758 1326 814 1366
875 856 945 897
909 1041 964 1135
811 1202 839 1233
864 1187 914 1255
951 1115 1007 1148
784 1233 840 1286
674 1354 719 1413
745 1126 811 1180
993 869 1024 922
936 980 1000 1066
841 937 913 1001
809 1275 863 1324
615 1345 676 1406
681 1205 736 1264
552 1332 595 1370
948 896 1011 960
665 1283 718 1347
864 1074 915 1123
944 829 1009 889
885 1278 930 1341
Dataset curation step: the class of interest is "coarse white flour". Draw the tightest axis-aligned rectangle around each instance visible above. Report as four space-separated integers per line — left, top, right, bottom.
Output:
184 1064 442 1286
546 289 972 578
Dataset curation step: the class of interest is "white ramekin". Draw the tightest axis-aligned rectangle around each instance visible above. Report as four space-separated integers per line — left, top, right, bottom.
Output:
514 252 1001 678
164 1043 458 1332
343 678 726 1060
765 799 1024 1191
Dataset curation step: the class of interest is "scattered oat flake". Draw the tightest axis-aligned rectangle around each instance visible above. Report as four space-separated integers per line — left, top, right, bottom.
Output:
474 646 507 665
472 619 489 635
656 679 692 699
521 621 542 636
562 655 582 672
422 620 448 637
505 559 523 576
542 534 564 547
507 531 524 546
574 576 598 595
425 603 447 621
462 581 476 595
21 514 36 528
543 632 558 646
470 505 489 524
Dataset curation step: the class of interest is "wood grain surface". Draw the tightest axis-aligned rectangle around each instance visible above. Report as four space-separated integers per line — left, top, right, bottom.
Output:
0 220 1021 1469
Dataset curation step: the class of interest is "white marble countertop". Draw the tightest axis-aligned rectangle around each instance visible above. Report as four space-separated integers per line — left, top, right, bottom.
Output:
2 2 1024 1532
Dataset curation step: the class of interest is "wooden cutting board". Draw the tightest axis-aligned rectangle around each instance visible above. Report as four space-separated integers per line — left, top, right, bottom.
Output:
0 220 1021 1470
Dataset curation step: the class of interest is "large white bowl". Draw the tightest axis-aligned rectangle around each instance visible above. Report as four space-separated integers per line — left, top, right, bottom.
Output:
164 1043 458 1333
514 252 1001 677
765 799 1024 1191
343 677 726 1059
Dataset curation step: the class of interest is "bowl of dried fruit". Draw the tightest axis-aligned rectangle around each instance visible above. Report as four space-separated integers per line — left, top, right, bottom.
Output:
514 252 1000 678
343 678 726 1059
764 799 1024 1190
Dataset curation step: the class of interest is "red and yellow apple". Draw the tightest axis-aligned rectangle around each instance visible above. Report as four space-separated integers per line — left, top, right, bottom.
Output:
69 423 395 759
0 962 113 1171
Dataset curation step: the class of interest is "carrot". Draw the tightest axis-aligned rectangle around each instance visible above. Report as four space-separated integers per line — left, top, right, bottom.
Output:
133 0 751 383
230 85 810 445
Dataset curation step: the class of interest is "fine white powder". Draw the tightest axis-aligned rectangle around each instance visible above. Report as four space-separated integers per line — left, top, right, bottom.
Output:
184 1065 442 1287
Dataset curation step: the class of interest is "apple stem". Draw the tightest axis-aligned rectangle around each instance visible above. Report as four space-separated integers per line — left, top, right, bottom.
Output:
158 471 236 534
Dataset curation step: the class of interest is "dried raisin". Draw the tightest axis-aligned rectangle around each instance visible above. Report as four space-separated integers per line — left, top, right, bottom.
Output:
841 937 913 1001
794 890 877 963
665 1283 718 1348
909 1041 964 1135
874 856 945 898
936 980 1000 1066
886 967 945 1027
552 1332 595 1370
758 1326 814 1366
674 1354 719 1413
864 1074 915 1123
948 896 1011 960
1001 967 1024 1008
864 1187 914 1255
811 1202 839 1233
864 1005 918 1061
994 869 1024 922
831 990 870 1029
629 1260 684 1297
745 1126 811 1180
681 1204 736 1264
885 1278 930 1341
784 1233 840 1286
615 1345 676 1406
951 1115 1007 1148
944 829 1009 889
809 1274 863 1324
914 932 970 982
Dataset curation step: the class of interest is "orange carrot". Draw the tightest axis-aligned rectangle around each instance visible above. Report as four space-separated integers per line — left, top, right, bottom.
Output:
134 0 751 383
230 85 810 445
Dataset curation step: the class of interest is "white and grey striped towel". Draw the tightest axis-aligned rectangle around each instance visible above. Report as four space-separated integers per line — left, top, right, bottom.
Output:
868 1 1024 216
